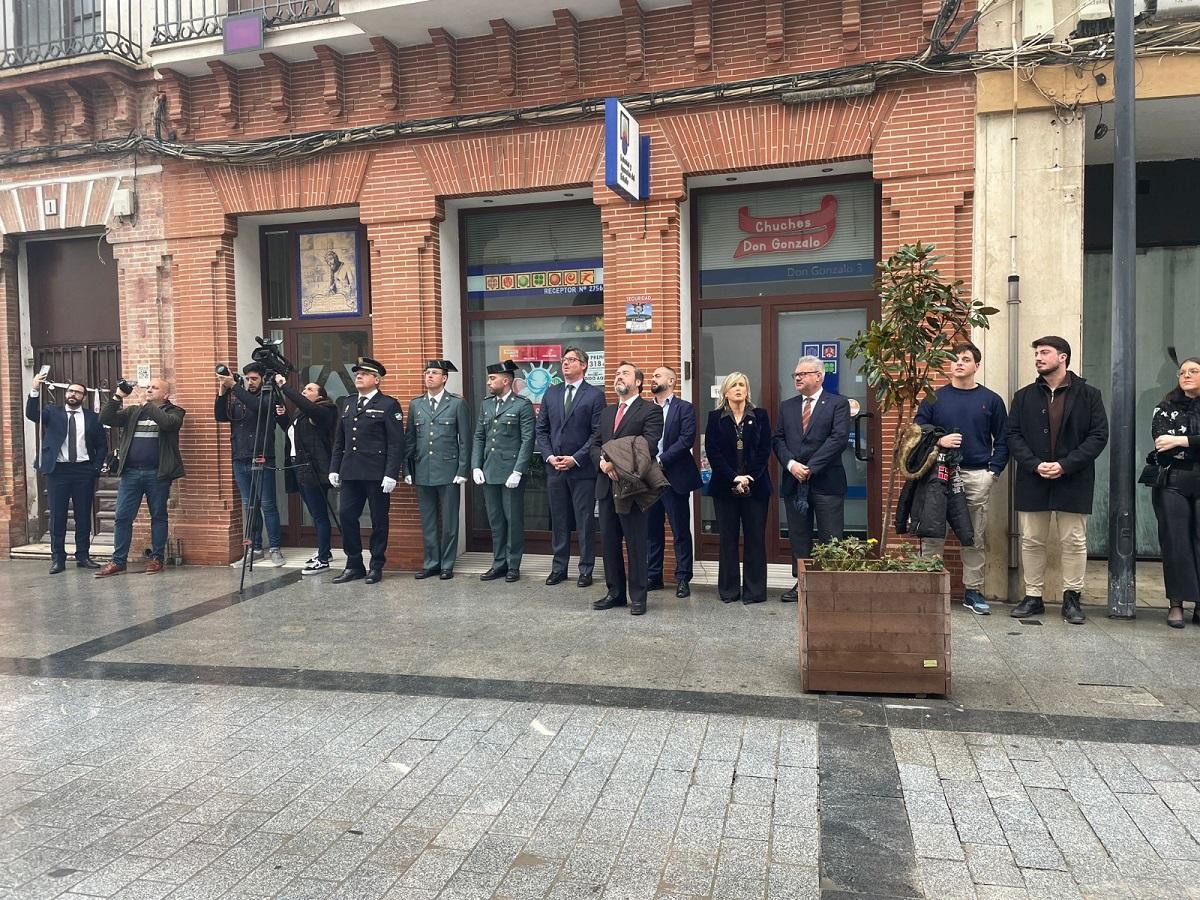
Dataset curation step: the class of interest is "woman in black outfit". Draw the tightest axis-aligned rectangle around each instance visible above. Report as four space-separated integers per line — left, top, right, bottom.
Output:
273 374 338 574
704 372 773 604
1152 357 1200 627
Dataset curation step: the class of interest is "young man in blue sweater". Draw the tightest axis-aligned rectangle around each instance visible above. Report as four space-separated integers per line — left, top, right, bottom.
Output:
914 342 1009 614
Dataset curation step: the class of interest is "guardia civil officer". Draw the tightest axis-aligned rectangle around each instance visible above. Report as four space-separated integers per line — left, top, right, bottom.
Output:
405 359 470 580
328 357 405 584
472 360 534 583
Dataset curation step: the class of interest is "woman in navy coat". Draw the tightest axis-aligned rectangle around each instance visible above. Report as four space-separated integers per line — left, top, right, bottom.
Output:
705 372 773 604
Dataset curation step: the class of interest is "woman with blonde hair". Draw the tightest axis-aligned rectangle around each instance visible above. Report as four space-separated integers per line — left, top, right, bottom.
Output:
704 372 773 604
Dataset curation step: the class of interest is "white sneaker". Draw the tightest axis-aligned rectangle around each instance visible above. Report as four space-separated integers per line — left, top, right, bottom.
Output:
229 549 264 567
302 558 330 575
266 548 286 567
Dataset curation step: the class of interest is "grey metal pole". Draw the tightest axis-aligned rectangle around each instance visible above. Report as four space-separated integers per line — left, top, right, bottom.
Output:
1107 0 1137 619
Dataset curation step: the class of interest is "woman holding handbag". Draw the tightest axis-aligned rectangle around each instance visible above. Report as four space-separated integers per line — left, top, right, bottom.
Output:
704 372 773 604
1151 357 1200 627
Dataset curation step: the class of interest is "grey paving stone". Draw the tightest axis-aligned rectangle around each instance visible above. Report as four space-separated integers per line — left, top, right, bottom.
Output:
560 842 620 884
1021 867 1084 900
660 850 716 895
906 789 954 825
723 804 770 842
766 862 818 900
965 842 1024 887
919 857 976 899
911 821 966 861
459 833 524 875
672 814 724 855
494 852 562 899
709 874 767 900
393 847 466 892
714 838 768 881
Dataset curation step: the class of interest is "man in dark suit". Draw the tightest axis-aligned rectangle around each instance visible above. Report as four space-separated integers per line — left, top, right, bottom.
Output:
773 354 851 602
329 357 405 585
590 361 664 616
646 365 702 598
25 371 106 573
535 346 604 588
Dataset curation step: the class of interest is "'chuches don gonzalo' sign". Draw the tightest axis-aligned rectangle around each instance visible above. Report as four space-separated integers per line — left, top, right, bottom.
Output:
733 194 838 259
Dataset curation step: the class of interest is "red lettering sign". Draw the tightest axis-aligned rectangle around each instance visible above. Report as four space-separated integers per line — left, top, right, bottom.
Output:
733 194 838 259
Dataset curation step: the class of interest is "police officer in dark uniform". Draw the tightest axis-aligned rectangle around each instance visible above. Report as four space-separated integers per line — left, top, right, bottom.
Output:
329 357 405 584
471 360 534 583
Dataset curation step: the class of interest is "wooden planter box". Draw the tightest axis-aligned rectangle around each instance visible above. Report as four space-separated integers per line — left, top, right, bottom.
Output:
797 560 952 697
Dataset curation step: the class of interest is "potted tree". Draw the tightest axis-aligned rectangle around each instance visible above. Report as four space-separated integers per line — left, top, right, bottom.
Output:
795 243 996 696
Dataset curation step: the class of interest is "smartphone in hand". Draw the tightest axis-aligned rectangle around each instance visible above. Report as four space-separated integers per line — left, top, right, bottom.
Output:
36 364 50 379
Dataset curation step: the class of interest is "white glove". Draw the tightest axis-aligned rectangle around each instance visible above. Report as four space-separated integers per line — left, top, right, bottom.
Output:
381 476 397 494
453 475 466 485
505 472 522 489
328 472 341 487
404 475 413 485
472 468 485 485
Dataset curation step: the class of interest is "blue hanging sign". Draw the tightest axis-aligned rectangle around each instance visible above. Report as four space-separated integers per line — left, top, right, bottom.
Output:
604 98 651 202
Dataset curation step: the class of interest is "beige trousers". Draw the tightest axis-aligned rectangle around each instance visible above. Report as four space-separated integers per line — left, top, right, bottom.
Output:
921 468 996 590
1018 510 1088 595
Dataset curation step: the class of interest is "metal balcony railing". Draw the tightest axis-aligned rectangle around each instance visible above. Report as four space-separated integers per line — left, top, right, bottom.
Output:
153 0 339 46
1 0 141 70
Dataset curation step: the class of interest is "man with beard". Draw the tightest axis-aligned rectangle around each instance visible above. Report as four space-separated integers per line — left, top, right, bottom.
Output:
591 361 664 616
26 371 106 573
1007 336 1108 624
646 365 701 598
472 360 534 583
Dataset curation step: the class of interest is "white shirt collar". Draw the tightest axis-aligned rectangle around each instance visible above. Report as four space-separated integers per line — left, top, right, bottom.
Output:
497 391 512 403
804 388 823 404
620 395 638 408
358 389 378 402
427 390 445 404
565 377 584 389
656 392 675 407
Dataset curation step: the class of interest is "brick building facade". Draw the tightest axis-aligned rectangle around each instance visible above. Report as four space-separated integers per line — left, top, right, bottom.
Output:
0 0 977 571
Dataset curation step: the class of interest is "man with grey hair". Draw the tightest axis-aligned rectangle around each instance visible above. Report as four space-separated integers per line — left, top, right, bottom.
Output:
772 354 851 602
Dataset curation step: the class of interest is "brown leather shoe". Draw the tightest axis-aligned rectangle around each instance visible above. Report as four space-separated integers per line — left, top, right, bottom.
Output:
94 562 127 578
144 558 164 575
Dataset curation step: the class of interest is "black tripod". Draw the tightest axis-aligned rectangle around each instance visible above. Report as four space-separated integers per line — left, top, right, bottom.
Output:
238 378 283 593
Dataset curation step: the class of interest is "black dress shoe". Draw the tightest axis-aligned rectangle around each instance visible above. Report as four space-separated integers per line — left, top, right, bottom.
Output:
743 596 767 605
676 581 691 598
577 574 593 588
439 570 455 580
76 557 101 569
480 567 508 581
593 593 627 610
332 568 366 584
720 594 740 604
504 569 520 583
414 568 440 580
48 560 66 575
781 583 799 603
546 571 567 586
647 579 665 591
365 569 383 585
631 602 646 616
1010 595 1045 618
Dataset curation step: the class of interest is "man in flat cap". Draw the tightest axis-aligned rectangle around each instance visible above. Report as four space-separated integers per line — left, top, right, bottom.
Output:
329 357 405 584
471 360 534 583
405 360 470 580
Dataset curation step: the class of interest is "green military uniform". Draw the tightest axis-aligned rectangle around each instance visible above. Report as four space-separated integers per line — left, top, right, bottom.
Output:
471 368 534 577
406 361 471 577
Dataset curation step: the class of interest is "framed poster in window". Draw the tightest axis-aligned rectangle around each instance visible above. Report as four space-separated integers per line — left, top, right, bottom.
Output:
295 227 364 318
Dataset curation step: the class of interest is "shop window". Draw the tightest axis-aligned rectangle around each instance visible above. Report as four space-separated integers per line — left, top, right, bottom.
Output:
696 179 876 300
264 230 291 321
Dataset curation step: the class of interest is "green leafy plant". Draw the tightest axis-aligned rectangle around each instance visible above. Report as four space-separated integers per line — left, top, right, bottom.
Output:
810 536 946 573
846 242 997 548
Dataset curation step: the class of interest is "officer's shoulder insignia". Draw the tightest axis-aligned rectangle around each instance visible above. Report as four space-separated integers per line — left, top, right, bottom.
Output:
394 412 402 420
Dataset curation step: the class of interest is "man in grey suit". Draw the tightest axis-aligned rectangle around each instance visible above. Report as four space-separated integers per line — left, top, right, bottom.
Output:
406 359 470 580
536 346 605 588
773 354 851 602
472 360 535 584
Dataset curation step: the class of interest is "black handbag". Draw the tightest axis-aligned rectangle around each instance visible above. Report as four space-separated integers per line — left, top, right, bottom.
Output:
1139 450 1162 488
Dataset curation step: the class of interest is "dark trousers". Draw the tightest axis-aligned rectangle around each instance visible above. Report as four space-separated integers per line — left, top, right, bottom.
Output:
547 474 596 576
599 495 649 606
416 483 460 572
297 482 333 562
714 493 768 603
1155 469 1200 605
112 467 170 567
483 483 525 570
647 488 694 583
785 490 845 568
339 479 390 572
46 462 97 562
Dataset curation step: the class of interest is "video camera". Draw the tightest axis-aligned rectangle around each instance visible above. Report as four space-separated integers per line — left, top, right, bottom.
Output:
250 336 294 378
116 378 136 395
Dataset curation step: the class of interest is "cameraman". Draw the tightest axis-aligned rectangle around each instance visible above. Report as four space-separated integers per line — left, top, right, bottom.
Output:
94 378 186 578
216 362 284 567
273 373 337 574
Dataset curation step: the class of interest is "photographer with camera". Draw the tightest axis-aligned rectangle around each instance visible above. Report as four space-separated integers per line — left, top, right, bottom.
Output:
273 373 338 575
26 370 107 573
94 378 186 578
216 362 284 567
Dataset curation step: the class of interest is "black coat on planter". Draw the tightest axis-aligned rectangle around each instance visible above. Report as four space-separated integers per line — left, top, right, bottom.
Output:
894 423 974 545
1007 373 1108 514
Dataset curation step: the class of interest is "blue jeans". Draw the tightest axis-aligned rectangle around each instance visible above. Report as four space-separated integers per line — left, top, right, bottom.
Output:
297 482 332 562
233 459 281 551
112 467 171 567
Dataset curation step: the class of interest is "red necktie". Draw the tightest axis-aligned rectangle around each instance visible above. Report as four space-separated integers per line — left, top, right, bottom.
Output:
802 397 813 432
614 402 627 432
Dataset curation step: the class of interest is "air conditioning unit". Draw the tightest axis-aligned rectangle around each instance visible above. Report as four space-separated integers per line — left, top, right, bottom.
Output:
1156 0 1200 19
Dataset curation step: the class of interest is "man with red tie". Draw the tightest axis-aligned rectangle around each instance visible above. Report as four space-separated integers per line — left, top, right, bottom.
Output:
590 361 664 616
